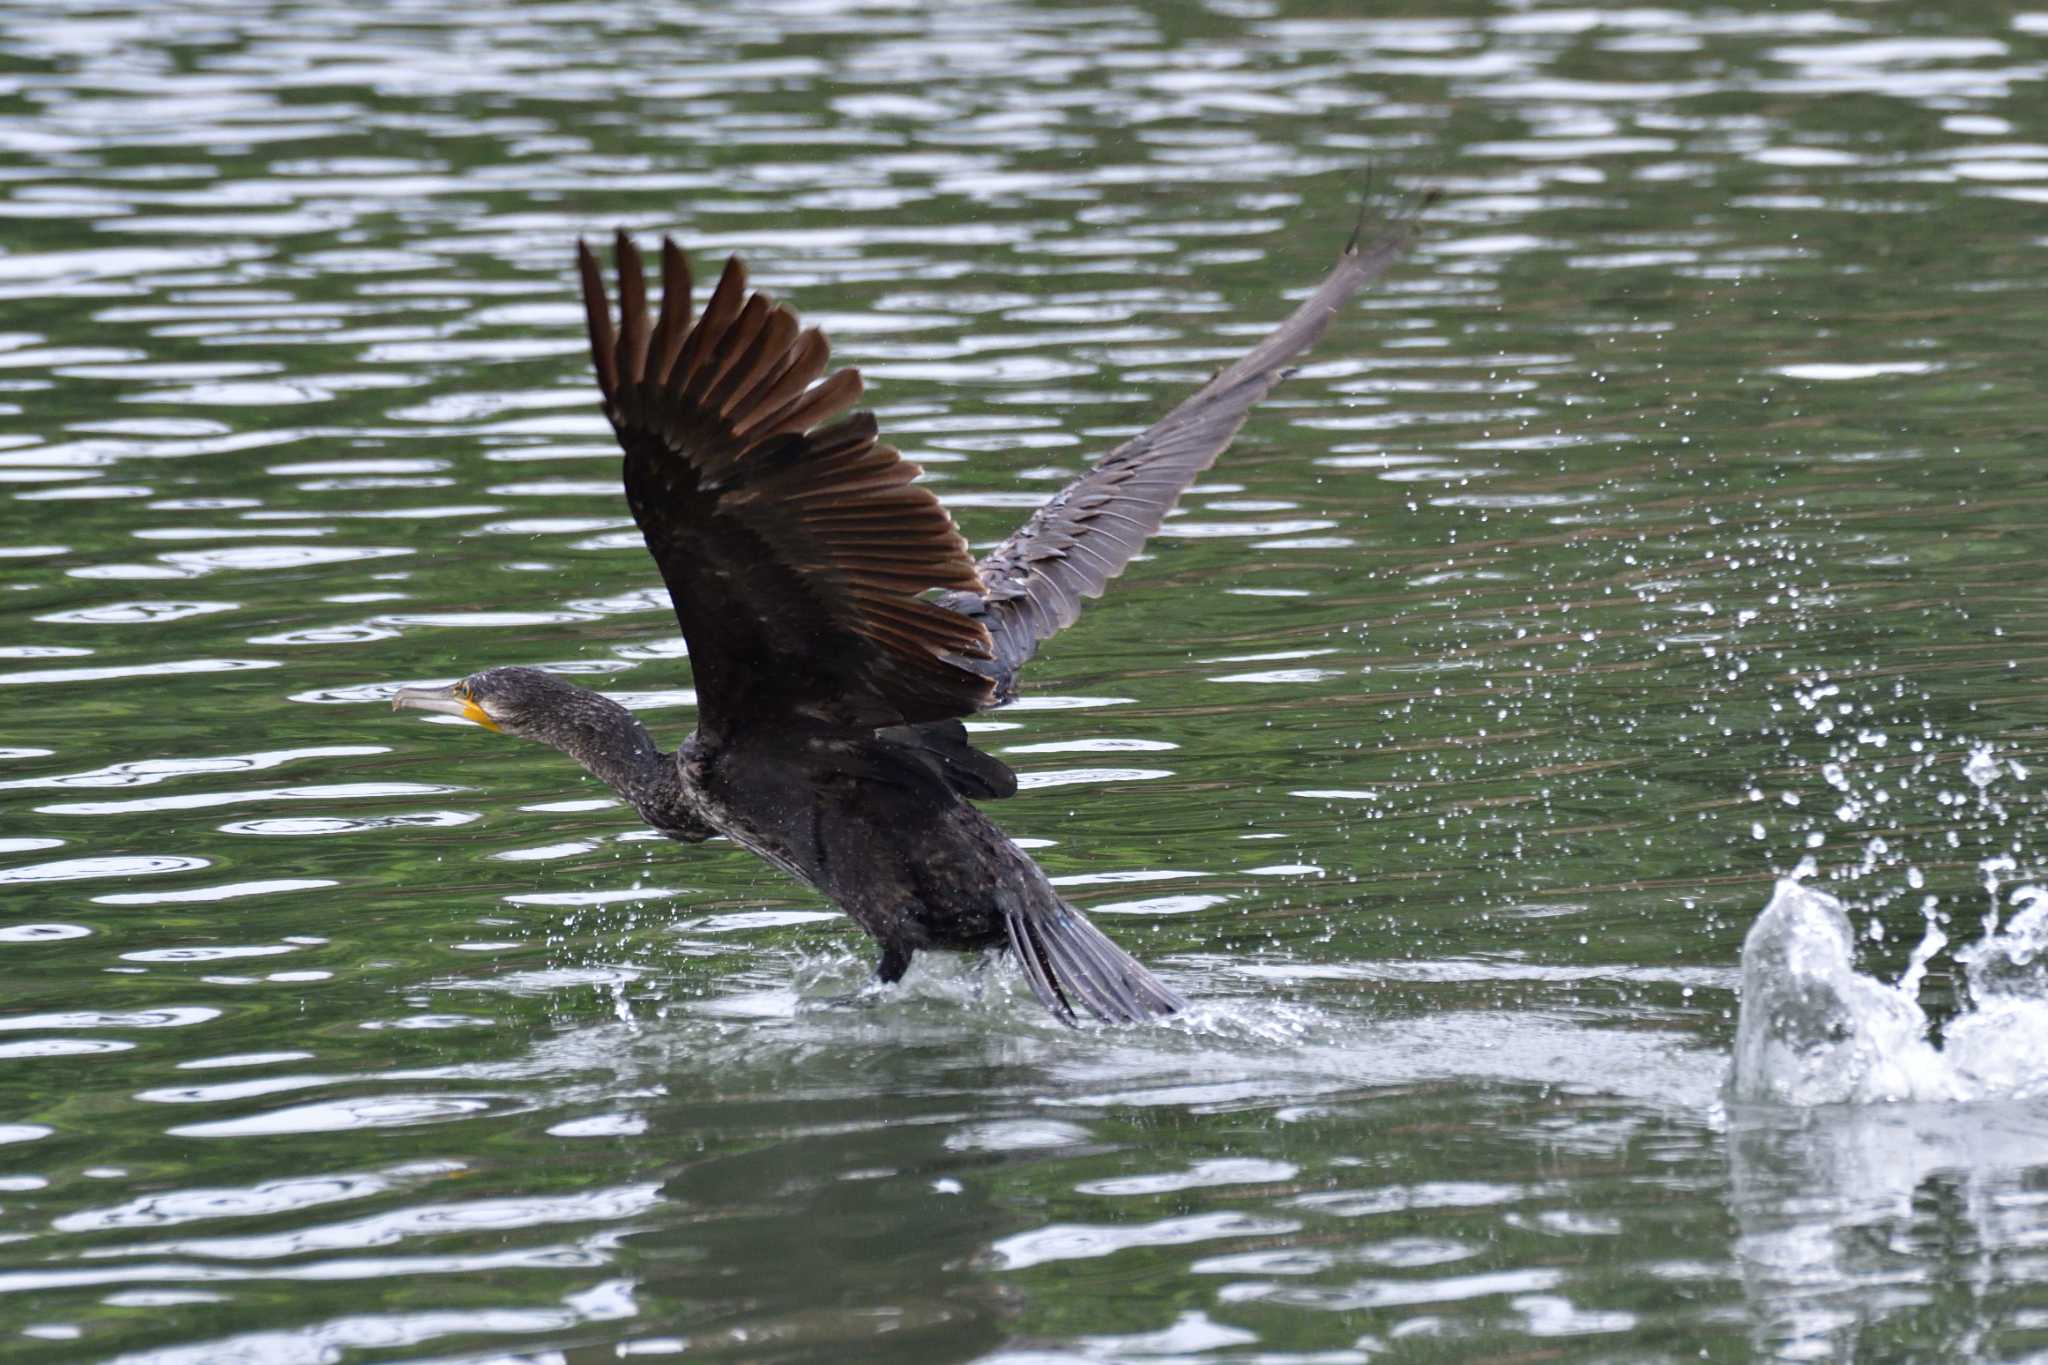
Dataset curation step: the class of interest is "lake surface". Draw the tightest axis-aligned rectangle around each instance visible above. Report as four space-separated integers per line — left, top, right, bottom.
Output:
4 1 2048 1359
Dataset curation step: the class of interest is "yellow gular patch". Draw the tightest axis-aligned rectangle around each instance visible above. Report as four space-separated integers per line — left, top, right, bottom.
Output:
460 699 503 732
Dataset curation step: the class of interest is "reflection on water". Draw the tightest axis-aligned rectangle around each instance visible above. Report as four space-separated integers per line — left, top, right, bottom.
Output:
1730 1102 2048 1363
2 0 2047 1359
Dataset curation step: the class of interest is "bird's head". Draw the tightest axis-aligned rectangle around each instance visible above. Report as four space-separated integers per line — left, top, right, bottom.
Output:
390 666 587 743
390 666 689 831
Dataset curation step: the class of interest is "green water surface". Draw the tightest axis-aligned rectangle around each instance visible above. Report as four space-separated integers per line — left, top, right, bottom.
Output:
3 1 2048 1360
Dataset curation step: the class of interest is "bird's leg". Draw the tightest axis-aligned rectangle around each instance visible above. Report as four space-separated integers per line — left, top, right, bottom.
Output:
808 943 913 1011
875 943 912 985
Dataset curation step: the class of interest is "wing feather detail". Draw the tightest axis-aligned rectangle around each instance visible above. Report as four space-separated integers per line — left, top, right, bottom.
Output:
957 211 1425 693
579 235 995 734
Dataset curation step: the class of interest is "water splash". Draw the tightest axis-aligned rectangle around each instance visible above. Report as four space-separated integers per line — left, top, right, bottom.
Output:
1731 878 2048 1105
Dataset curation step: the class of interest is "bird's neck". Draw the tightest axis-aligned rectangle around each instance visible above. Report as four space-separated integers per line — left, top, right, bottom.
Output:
533 688 713 842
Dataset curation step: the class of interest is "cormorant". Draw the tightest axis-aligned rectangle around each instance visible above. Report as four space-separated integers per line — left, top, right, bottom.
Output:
392 212 1419 1024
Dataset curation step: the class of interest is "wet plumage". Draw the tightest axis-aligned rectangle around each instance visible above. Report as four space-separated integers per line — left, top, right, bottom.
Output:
393 214 1420 1024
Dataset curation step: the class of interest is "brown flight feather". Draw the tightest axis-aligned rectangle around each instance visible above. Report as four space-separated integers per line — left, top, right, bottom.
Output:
578 235 994 736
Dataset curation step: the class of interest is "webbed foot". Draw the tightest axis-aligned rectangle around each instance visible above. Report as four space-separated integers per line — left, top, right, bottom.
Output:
807 945 913 1009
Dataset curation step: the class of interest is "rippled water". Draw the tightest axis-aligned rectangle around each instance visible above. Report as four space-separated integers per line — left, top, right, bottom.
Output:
4 1 2048 1360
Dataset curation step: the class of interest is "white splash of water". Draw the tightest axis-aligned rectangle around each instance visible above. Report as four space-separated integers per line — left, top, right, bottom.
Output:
1943 885 2048 1099
1731 878 2048 1105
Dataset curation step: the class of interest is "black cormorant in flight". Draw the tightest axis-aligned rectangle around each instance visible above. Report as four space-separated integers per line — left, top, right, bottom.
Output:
392 212 1419 1024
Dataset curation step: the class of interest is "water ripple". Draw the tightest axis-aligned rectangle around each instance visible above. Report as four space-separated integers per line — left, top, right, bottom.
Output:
0 854 207 885
0 746 383 792
0 658 277 687
166 1094 523 1139
55 1170 410 1234
0 1007 219 1032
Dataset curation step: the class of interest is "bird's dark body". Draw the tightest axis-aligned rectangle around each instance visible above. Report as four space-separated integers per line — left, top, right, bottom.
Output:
446 661 1174 1018
392 208 1422 1024
678 723 1022 969
513 679 1031 955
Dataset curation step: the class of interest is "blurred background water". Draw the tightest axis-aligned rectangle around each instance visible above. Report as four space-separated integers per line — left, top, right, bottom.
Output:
2 0 2047 1360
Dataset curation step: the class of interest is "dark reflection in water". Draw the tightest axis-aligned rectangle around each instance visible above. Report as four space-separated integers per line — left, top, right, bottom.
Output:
1 0 2047 1360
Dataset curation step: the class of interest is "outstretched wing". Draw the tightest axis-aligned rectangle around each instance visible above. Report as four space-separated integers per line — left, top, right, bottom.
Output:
946 214 1424 695
579 233 996 736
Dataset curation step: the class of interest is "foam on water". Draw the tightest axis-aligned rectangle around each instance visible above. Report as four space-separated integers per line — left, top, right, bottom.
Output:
1731 878 2048 1105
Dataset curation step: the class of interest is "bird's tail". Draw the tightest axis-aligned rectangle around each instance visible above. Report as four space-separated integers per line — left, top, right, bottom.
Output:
1004 900 1185 1025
